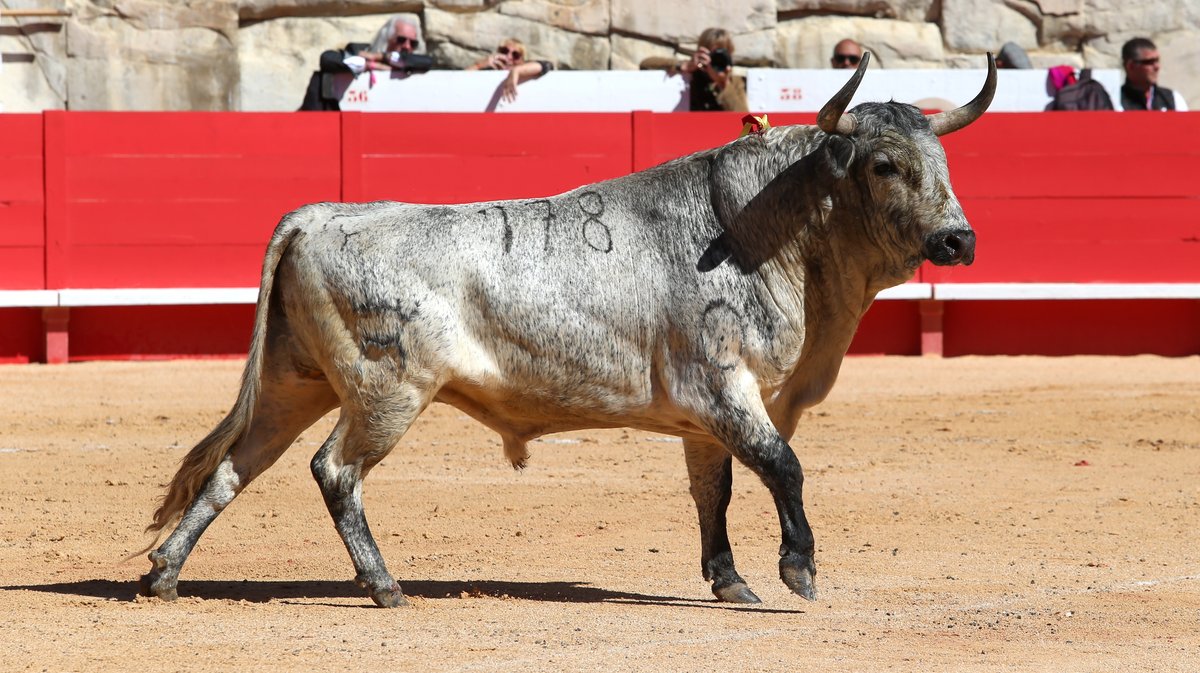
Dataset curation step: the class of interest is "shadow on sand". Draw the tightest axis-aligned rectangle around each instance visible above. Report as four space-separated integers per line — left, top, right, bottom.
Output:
3 578 806 613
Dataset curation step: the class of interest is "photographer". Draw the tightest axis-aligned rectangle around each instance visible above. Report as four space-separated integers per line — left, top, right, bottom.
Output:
298 16 434 111
641 27 747 112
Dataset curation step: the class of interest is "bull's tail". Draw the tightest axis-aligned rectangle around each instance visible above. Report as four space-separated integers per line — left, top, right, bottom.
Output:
138 208 311 548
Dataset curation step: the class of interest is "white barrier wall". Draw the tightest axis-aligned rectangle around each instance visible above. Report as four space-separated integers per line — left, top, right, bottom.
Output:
336 69 1122 113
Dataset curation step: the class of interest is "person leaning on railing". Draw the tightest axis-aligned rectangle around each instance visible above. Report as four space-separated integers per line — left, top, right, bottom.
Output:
298 16 434 111
466 38 555 103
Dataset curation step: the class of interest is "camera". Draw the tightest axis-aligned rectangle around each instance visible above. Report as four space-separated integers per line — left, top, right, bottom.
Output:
710 48 731 73
386 51 434 73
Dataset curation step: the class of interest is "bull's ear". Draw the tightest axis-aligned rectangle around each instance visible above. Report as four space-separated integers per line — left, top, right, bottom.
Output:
823 135 855 179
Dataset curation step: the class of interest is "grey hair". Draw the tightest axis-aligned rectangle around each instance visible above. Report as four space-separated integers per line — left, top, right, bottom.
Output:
369 16 421 53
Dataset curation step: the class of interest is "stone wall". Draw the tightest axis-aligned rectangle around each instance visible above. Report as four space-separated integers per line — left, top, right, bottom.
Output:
2 0 1197 111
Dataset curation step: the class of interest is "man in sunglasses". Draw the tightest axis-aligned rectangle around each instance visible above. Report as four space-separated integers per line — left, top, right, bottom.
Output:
830 39 863 70
1119 37 1188 112
299 16 433 111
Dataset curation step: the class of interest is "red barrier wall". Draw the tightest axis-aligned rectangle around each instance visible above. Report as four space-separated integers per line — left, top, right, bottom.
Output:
935 113 1200 283
343 112 635 203
0 309 44 364
44 112 341 289
1 110 1198 361
0 115 45 290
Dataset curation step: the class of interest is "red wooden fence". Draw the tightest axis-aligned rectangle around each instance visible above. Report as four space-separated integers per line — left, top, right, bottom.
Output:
1 110 1198 362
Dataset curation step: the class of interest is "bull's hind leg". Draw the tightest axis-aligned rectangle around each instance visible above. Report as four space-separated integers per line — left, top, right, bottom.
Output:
310 383 428 608
683 439 761 603
140 375 337 600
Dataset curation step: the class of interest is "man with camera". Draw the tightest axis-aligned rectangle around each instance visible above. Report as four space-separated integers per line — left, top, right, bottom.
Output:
298 16 435 111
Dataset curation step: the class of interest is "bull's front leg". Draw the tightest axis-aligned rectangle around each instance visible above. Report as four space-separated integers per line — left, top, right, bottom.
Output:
683 439 761 603
733 432 817 601
700 392 818 602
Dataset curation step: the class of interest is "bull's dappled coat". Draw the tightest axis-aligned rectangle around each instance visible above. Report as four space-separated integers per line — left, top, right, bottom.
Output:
139 53 994 608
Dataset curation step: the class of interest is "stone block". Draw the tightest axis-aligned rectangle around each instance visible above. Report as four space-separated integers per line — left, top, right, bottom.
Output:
0 2 68 111
942 0 1038 53
66 11 239 110
778 0 934 22
498 0 610 35
610 0 775 44
237 0 426 20
775 15 944 68
609 33 677 71
425 6 610 69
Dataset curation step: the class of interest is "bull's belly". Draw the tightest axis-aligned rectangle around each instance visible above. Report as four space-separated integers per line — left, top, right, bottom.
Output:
433 380 702 440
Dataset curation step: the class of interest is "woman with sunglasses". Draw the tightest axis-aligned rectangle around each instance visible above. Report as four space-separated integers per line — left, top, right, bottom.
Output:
467 38 555 103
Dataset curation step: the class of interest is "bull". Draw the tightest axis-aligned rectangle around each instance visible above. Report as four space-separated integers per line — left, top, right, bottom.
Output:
138 53 995 607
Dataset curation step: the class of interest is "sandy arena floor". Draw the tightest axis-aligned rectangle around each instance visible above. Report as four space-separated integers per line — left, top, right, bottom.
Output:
1 356 1197 672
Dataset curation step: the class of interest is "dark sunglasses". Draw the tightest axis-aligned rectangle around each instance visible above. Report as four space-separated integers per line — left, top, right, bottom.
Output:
833 53 861 65
1132 57 1159 66
497 45 524 59
391 36 420 49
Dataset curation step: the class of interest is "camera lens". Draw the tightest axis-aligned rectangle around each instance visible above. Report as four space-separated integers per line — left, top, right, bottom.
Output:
710 48 730 73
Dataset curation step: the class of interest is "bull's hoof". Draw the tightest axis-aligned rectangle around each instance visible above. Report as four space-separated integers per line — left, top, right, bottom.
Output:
369 584 410 608
356 573 409 608
139 552 179 601
780 553 818 601
713 581 762 604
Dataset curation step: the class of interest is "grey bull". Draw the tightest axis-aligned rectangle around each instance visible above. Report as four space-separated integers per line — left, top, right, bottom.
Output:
139 53 996 607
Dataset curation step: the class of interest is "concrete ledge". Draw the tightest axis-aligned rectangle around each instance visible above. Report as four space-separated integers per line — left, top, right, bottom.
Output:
934 283 1200 300
5 283 1199 309
56 288 260 307
0 290 59 308
878 283 933 300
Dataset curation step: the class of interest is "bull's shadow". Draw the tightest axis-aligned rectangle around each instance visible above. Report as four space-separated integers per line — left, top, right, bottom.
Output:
4 579 805 613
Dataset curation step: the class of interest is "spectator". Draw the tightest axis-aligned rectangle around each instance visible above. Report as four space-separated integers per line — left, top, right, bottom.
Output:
830 39 863 69
1119 37 1189 111
466 38 555 103
995 41 1032 69
672 28 748 112
298 16 433 111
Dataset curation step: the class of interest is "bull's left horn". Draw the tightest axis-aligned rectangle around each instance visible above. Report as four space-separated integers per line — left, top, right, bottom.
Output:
817 51 871 135
927 52 997 136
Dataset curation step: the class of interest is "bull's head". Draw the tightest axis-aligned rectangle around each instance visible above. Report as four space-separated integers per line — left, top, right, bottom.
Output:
816 52 995 276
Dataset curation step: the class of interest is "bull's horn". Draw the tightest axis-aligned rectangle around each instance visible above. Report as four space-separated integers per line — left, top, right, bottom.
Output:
927 52 997 136
817 51 871 135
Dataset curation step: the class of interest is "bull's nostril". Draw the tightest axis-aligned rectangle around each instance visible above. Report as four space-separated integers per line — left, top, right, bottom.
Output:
943 233 964 255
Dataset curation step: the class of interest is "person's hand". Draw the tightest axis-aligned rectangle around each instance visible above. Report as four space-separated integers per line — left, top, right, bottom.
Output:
362 51 393 70
502 70 520 102
487 52 512 70
686 47 712 76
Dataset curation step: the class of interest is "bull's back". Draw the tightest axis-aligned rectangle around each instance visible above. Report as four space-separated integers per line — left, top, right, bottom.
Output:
286 179 710 419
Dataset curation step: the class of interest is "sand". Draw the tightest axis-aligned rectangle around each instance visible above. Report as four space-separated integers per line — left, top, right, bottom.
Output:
1 356 1197 672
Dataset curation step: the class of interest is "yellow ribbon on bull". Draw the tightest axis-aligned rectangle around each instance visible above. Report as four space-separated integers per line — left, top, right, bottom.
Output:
739 114 771 137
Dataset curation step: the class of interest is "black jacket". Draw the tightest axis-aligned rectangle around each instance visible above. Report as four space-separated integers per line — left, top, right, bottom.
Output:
1120 83 1176 111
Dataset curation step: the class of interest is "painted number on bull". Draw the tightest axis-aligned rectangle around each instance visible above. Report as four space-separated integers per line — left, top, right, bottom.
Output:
533 199 555 253
479 205 512 253
579 191 612 253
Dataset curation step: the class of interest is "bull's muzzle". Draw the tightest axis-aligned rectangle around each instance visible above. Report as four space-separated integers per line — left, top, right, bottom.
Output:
923 228 976 266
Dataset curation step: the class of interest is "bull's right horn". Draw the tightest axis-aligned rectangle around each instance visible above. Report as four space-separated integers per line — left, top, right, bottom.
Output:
817 51 871 135
927 52 997 136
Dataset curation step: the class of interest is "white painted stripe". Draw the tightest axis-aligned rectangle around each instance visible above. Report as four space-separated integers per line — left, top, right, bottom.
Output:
877 283 933 300
0 290 59 307
934 283 1200 300
5 283 1197 309
57 287 260 307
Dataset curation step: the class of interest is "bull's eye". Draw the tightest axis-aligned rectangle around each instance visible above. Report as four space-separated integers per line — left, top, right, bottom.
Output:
873 160 898 178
